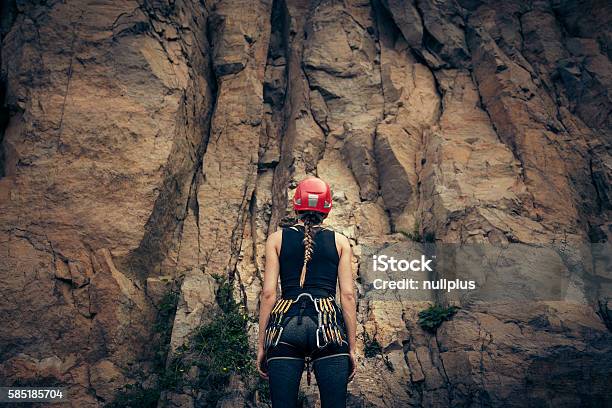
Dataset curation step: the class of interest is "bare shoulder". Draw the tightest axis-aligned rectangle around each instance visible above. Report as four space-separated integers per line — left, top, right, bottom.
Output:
266 229 283 256
267 228 283 243
333 230 351 249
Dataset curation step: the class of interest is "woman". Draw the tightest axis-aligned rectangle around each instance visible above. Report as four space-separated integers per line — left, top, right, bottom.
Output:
256 176 357 408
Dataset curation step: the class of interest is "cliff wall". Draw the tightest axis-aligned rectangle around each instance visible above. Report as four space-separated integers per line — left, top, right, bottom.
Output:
0 0 610 406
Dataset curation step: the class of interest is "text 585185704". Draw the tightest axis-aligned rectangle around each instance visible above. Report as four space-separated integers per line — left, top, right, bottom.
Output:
0 387 68 402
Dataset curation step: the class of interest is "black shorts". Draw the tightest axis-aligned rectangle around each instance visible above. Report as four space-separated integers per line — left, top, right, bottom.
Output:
266 312 350 364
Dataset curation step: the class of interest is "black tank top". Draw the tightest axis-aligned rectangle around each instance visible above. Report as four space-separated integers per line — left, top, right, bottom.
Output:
279 225 340 298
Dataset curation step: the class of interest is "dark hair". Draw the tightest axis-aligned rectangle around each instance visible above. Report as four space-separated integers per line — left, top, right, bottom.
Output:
297 211 325 287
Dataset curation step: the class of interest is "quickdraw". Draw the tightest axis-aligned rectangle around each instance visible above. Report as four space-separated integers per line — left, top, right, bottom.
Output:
314 296 344 348
264 298 294 349
264 293 345 350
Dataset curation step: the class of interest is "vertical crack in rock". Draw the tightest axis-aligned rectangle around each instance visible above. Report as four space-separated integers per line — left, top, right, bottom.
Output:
302 0 383 202
56 10 83 148
374 0 443 236
0 0 18 180
590 157 612 215
124 1 216 280
432 333 453 405
172 1 223 272
269 0 320 231
233 0 291 309
0 80 8 179
195 0 274 287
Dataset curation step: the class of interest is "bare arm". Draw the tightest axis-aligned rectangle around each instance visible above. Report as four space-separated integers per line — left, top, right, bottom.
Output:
258 230 282 352
337 233 356 353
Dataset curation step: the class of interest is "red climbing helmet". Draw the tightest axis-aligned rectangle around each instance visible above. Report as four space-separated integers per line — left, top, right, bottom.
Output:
293 177 332 215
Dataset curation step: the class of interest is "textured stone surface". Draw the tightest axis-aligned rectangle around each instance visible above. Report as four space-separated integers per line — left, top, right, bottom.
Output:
1 0 611 407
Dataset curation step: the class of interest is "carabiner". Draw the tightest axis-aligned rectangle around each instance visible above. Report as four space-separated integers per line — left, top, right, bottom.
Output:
274 326 284 347
316 327 326 348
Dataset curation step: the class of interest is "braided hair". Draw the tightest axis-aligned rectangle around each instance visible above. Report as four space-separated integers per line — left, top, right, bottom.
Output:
298 210 325 287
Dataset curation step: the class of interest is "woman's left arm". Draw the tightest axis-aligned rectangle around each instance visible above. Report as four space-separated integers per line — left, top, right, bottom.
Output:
337 233 357 381
257 229 281 378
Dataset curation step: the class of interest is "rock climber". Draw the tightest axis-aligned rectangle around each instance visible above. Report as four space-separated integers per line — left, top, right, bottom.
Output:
256 176 357 408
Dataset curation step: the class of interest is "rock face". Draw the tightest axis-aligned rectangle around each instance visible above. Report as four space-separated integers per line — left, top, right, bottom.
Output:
0 0 610 407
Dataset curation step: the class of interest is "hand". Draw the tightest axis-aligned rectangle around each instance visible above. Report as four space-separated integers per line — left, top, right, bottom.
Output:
348 350 357 382
257 347 268 379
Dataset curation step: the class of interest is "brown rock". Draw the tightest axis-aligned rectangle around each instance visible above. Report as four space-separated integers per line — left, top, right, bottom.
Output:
1 0 610 407
89 360 126 402
168 269 217 353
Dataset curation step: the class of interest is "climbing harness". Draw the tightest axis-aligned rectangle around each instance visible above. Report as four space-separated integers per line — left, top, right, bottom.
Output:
264 292 345 350
264 293 347 386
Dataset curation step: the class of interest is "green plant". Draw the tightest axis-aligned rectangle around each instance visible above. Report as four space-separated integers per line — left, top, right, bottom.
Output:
418 305 460 332
193 274 269 405
159 353 189 392
211 273 236 313
191 309 252 404
108 276 269 407
160 274 268 406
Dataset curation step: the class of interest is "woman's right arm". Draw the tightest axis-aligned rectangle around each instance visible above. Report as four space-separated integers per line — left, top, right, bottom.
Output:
257 229 281 378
